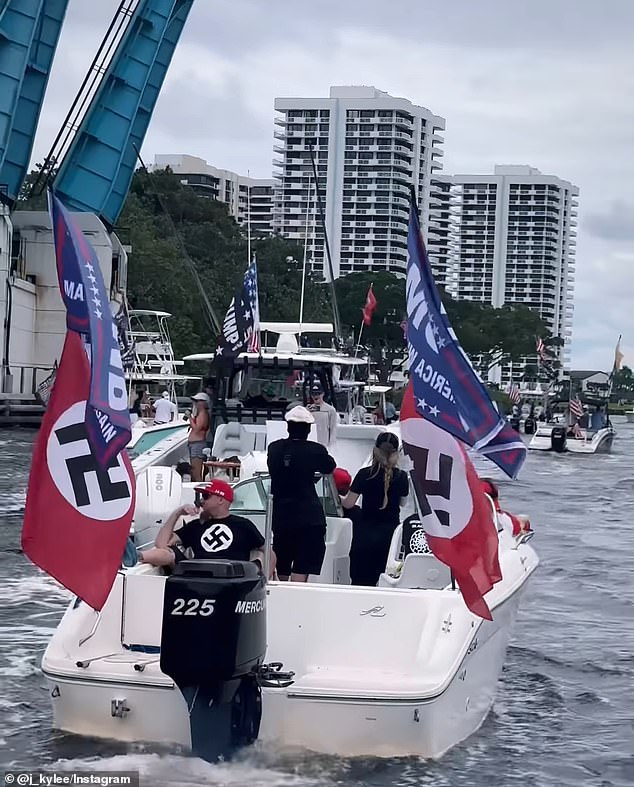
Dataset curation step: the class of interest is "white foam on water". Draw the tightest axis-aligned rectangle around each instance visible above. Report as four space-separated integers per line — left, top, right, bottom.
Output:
51 753 329 787
0 574 72 607
0 489 26 512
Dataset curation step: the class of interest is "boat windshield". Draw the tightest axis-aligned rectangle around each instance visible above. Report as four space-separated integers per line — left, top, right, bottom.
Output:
127 425 185 459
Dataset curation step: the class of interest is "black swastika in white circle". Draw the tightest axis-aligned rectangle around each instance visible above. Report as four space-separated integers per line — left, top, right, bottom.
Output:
56 422 130 507
405 443 453 527
200 523 234 553
46 401 133 521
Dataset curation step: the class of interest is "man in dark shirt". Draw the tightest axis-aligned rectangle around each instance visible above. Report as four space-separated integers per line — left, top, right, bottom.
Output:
267 405 336 582
139 478 268 572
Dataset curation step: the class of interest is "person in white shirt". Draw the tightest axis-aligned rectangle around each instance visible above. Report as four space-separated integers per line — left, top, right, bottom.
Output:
152 391 177 424
307 382 338 449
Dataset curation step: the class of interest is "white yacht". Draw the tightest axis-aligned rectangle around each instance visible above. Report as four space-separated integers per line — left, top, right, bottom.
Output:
123 308 201 405
38 320 539 760
42 464 538 760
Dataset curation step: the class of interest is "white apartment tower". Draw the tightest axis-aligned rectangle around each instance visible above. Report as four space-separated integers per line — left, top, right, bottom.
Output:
451 165 579 376
153 155 275 237
273 87 448 282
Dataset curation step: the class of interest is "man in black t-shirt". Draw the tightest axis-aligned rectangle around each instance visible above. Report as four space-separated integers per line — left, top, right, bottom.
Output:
139 479 268 572
267 405 336 582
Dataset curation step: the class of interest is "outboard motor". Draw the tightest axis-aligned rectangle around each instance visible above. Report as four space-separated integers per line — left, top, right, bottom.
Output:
550 426 567 453
510 416 521 432
160 559 266 762
523 416 536 435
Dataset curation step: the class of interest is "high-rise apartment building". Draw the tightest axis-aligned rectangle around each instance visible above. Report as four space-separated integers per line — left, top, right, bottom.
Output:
273 86 448 282
451 165 579 376
153 154 275 236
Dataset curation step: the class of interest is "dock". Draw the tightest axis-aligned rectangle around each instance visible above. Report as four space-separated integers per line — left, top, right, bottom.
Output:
0 393 44 427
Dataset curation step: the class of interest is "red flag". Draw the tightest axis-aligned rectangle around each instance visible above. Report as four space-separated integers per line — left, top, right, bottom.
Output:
22 331 135 610
400 383 501 620
362 285 377 326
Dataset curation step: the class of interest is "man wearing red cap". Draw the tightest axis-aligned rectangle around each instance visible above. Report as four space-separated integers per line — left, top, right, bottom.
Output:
139 478 270 572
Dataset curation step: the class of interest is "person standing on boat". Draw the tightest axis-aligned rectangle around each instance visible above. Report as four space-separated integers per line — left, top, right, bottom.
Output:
340 433 409 586
152 391 177 425
307 382 338 449
267 405 336 582
188 391 210 482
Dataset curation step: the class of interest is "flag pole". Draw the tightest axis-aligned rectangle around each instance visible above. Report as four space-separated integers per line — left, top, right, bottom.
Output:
298 174 312 342
247 171 252 267
307 141 342 343
354 281 372 359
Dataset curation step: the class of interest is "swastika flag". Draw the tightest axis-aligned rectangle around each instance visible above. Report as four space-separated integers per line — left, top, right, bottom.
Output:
22 331 135 610
400 383 502 620
23 191 135 610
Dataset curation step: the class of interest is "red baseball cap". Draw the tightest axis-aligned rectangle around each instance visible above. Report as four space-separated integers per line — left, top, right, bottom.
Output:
195 478 234 503
333 467 352 494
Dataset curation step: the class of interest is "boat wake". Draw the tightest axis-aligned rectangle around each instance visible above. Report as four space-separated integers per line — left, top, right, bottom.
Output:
44 753 331 787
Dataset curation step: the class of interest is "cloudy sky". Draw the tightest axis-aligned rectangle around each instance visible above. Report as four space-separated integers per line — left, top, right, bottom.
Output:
32 0 634 370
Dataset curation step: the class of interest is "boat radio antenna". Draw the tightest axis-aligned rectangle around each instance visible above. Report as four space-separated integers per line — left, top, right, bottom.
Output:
307 141 343 345
132 146 221 336
298 173 312 340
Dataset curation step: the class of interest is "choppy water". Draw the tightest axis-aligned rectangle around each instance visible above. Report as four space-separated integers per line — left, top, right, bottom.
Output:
1 424 633 786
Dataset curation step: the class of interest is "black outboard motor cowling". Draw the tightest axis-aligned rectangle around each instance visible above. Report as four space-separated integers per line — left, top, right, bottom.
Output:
160 560 266 762
524 416 536 435
550 426 567 453
510 416 521 432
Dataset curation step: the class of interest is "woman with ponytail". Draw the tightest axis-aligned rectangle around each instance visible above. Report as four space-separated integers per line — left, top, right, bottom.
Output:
341 432 409 586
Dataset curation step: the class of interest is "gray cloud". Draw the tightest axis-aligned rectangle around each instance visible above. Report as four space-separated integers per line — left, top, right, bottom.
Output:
585 201 634 242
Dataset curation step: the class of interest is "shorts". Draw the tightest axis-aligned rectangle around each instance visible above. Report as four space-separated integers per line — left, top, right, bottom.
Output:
188 440 207 460
273 526 326 577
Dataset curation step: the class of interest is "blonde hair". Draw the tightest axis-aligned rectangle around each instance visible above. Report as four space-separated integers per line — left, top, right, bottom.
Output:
368 437 400 509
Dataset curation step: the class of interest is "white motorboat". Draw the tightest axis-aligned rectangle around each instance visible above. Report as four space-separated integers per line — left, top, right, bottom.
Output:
528 422 615 453
625 410 634 424
123 309 201 404
41 466 538 760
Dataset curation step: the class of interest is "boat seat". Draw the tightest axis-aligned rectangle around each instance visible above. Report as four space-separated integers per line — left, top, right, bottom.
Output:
377 553 451 590
211 422 266 459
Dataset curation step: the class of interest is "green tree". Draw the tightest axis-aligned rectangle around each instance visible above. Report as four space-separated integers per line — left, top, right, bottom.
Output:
116 168 329 358
613 365 634 392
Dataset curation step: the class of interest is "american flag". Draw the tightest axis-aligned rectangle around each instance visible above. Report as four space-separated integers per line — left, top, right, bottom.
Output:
569 396 584 419
536 336 547 361
246 256 260 353
217 256 260 358
506 382 521 404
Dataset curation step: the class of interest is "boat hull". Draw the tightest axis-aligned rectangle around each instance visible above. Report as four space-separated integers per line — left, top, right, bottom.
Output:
41 538 537 760
258 588 523 758
528 425 614 454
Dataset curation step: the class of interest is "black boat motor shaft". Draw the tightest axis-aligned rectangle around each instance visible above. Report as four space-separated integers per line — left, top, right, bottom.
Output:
160 559 267 762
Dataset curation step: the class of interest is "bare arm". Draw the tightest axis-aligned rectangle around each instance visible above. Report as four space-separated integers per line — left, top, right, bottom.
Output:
341 491 360 509
154 504 198 549
328 405 338 444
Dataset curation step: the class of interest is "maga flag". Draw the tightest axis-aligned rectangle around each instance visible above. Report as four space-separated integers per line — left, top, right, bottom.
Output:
400 384 501 620
405 193 526 479
362 284 377 326
22 192 135 610
216 257 260 359
49 191 131 463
